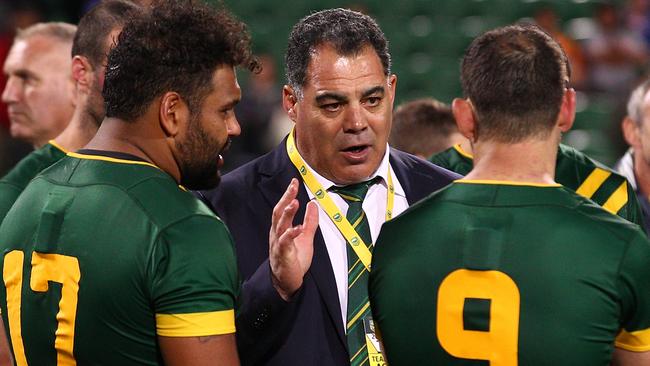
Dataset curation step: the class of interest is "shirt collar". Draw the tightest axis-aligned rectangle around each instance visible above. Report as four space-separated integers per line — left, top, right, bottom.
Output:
299 144 405 198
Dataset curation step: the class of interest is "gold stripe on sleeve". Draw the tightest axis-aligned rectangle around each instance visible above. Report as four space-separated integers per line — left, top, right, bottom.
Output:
602 182 628 215
575 168 611 199
615 328 650 352
156 309 235 337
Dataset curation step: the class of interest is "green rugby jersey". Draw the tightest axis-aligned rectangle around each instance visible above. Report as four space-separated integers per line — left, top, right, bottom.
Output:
0 141 66 224
0 151 238 365
429 143 643 225
370 180 650 365
429 144 473 176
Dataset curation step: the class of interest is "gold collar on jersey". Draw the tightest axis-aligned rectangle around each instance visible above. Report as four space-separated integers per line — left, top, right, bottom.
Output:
286 129 395 272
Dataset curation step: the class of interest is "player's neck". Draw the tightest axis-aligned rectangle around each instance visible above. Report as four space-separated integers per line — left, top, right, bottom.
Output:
83 115 181 183
466 138 557 184
53 107 100 152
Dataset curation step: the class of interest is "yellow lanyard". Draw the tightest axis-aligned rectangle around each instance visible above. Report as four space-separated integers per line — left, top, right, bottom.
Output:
286 129 395 272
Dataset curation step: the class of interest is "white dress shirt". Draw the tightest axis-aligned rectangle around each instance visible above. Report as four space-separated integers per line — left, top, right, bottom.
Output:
301 146 408 328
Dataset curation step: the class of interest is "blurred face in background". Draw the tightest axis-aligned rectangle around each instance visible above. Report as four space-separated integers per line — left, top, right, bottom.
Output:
2 35 74 147
628 89 650 168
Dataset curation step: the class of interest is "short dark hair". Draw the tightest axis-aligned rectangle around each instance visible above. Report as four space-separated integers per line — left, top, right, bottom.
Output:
72 0 140 68
461 24 569 143
103 0 258 122
285 8 391 96
390 98 457 157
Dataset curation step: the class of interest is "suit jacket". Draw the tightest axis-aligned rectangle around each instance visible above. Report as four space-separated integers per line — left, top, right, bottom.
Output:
199 142 461 366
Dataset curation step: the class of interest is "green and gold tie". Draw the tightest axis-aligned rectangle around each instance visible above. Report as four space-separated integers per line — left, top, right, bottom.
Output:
330 178 379 366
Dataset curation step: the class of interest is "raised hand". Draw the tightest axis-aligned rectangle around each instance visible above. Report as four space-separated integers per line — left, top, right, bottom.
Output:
269 178 319 301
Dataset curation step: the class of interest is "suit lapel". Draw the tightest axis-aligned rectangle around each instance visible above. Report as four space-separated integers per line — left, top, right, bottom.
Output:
390 150 433 204
258 143 347 348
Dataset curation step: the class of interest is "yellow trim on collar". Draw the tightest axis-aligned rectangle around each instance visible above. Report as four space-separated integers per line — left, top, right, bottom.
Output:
156 310 235 337
453 144 474 159
455 179 561 188
616 327 650 352
67 152 160 170
48 140 68 153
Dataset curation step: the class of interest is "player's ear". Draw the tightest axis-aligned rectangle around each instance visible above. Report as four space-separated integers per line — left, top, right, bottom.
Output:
452 98 477 142
71 55 92 92
283 85 299 122
622 116 641 148
557 88 576 132
159 92 187 138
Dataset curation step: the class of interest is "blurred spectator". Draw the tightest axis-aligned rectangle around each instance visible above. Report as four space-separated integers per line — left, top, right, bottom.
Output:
227 54 285 170
616 78 650 234
0 2 46 176
390 98 464 159
2 22 76 148
534 6 588 89
624 0 650 47
585 3 648 94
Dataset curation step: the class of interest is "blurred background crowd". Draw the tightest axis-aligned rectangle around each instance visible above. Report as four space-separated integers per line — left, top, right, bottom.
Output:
1 0 649 175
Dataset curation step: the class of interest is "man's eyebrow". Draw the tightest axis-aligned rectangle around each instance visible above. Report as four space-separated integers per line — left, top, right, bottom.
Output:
8 69 37 80
221 97 240 109
361 86 385 98
315 92 348 104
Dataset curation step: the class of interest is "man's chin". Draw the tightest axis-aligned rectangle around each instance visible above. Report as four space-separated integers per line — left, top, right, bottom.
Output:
329 159 382 185
9 124 29 139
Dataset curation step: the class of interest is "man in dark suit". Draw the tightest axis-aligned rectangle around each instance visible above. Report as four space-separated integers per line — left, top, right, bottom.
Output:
200 8 460 366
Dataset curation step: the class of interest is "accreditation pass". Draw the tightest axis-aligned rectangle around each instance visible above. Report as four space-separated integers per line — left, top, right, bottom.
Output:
363 317 386 366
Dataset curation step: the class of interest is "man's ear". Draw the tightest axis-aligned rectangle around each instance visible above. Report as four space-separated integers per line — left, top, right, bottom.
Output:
159 92 187 138
387 74 397 105
283 85 298 122
452 98 477 142
557 88 576 132
622 116 641 148
71 55 92 91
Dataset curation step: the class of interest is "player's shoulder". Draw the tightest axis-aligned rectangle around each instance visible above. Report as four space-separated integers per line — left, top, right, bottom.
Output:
0 142 66 190
560 185 645 242
557 144 628 183
41 154 221 230
429 145 472 176
430 145 460 161
126 173 221 229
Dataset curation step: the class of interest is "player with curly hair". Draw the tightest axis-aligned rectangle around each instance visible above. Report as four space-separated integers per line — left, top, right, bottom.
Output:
0 1 257 365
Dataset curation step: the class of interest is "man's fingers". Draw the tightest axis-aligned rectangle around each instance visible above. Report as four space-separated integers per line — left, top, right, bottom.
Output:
301 201 319 239
272 178 299 224
275 199 299 239
276 225 303 254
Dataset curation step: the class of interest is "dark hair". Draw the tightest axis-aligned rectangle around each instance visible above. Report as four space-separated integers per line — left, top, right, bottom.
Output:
72 0 140 68
390 98 457 157
103 0 258 121
460 24 569 143
285 8 391 95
